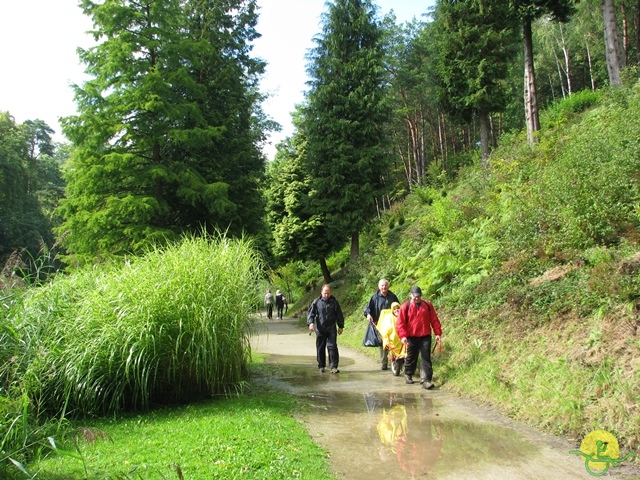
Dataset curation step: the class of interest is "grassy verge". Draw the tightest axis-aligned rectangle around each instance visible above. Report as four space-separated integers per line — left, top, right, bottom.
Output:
29 386 334 480
438 310 640 443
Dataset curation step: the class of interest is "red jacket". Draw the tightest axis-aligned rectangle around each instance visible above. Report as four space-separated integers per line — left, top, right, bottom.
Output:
396 299 442 339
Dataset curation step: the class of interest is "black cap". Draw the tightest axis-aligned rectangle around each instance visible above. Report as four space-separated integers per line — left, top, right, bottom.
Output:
410 286 422 296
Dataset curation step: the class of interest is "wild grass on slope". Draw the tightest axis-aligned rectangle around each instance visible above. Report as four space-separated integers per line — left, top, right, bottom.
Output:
30 390 334 480
439 311 640 447
309 86 640 454
11 233 262 418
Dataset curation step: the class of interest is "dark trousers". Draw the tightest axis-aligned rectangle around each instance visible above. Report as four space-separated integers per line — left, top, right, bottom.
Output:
379 345 389 367
404 335 433 381
315 328 339 369
266 304 273 319
276 305 284 319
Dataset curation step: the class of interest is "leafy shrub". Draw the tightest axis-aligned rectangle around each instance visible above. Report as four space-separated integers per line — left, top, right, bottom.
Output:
542 89 602 129
413 186 435 205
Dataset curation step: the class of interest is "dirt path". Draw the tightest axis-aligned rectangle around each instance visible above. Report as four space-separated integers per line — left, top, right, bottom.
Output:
251 316 640 480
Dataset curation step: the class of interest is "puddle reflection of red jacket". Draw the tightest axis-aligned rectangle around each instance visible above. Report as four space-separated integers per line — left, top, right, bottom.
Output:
396 299 442 339
395 431 443 476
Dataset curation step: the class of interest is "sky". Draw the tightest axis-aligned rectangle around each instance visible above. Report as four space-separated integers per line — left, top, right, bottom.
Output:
0 0 434 160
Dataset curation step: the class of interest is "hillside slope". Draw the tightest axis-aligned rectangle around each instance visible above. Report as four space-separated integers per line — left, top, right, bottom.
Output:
294 86 640 455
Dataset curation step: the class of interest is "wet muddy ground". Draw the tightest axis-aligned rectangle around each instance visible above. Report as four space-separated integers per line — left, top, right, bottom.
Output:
251 317 640 480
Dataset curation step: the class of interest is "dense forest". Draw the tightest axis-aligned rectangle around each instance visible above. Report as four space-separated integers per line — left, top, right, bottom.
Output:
2 0 640 475
1 0 635 273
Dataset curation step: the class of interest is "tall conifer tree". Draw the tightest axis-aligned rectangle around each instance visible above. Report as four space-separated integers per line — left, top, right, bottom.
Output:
57 0 266 261
511 0 575 144
303 0 391 262
431 0 519 165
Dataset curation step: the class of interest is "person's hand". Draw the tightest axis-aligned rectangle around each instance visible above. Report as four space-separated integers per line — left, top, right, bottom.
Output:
367 314 373 323
401 337 407 345
435 335 441 343
308 324 314 332
338 328 343 335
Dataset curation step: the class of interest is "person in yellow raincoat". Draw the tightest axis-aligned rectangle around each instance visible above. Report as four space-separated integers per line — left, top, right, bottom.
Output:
375 302 406 376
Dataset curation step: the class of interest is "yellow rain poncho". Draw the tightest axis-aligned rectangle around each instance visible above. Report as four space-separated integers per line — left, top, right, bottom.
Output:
377 404 408 445
376 308 406 358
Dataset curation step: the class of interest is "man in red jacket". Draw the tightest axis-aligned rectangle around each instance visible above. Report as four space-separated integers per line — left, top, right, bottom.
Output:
396 286 442 389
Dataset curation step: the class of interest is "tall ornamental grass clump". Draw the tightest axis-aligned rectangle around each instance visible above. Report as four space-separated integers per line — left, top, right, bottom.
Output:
15 234 262 416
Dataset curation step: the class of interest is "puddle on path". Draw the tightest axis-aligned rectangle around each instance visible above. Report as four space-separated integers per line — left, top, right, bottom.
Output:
251 319 637 479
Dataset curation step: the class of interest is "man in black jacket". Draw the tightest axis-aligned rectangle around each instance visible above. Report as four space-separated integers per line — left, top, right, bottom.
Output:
364 278 400 370
308 284 344 374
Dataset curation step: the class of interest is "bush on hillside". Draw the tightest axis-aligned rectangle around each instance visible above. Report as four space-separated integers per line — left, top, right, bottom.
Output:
492 87 640 260
542 88 602 129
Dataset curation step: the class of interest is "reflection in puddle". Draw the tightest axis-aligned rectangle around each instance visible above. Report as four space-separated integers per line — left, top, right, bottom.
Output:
254 352 592 479
299 390 536 478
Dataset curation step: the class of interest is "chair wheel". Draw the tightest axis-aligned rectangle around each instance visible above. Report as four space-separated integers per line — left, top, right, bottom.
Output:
391 359 404 376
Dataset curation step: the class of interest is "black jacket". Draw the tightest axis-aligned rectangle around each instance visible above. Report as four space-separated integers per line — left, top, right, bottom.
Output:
364 290 400 325
307 295 344 333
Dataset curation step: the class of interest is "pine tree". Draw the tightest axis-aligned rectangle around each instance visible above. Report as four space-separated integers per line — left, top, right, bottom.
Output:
57 0 267 261
431 0 520 165
266 118 335 284
0 113 55 264
511 0 575 144
303 0 391 262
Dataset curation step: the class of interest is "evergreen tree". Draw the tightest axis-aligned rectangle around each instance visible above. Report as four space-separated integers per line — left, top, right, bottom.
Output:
265 118 335 284
303 0 391 262
384 18 438 189
511 0 575 144
22 120 65 219
0 113 55 266
57 0 267 262
431 0 520 165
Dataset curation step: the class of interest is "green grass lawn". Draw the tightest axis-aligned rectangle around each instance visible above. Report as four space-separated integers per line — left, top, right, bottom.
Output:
30 387 334 480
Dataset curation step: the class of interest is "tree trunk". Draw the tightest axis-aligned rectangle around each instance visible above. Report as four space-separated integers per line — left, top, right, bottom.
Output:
621 2 629 63
394 130 412 191
603 0 626 87
438 112 446 172
478 109 490 167
560 24 572 95
552 48 567 97
523 17 540 145
350 231 359 261
586 37 596 90
319 257 333 285
635 0 640 64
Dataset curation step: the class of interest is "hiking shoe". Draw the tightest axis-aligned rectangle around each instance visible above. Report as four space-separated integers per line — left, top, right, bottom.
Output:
381 365 388 371
330 368 340 374
404 375 414 384
422 381 435 390
319 367 325 373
